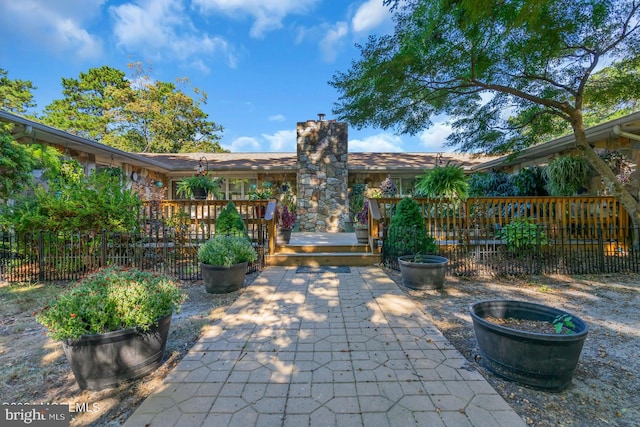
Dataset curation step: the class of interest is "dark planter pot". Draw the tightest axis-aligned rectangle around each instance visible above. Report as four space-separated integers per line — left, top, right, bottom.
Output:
201 261 248 293
277 227 292 245
355 227 368 244
343 220 355 233
470 300 589 391
62 314 172 391
398 255 448 290
192 187 208 200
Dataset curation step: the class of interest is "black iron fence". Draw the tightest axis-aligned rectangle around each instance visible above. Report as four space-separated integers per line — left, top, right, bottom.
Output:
0 226 268 283
382 225 640 276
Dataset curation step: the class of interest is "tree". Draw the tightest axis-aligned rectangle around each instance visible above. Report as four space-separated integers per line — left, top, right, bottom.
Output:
0 122 60 201
330 0 640 233
0 68 36 114
42 64 226 153
41 66 130 141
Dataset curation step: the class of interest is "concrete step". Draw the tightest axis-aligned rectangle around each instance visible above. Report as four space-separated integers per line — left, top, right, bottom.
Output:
267 252 381 267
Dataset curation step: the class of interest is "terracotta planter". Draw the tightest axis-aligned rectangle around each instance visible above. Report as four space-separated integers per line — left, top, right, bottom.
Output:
398 254 448 290
201 261 248 293
355 227 368 244
62 314 172 391
470 300 588 391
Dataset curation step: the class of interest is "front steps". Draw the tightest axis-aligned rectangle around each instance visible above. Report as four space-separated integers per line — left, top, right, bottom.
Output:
266 232 382 267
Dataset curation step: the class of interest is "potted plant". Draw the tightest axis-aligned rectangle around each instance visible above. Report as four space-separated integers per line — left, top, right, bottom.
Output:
386 197 447 290
35 266 186 390
248 183 274 217
354 199 370 244
470 300 589 391
176 174 223 200
346 183 365 232
198 234 258 293
277 205 296 245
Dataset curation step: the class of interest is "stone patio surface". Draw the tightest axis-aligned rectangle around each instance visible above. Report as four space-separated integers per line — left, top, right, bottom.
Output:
124 266 527 427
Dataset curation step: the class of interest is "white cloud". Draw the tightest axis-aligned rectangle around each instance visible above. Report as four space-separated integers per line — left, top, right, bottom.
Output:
418 122 453 151
320 21 349 62
349 133 404 152
269 114 286 122
263 129 296 151
110 0 238 69
223 136 262 152
193 0 319 38
351 0 392 33
0 0 104 60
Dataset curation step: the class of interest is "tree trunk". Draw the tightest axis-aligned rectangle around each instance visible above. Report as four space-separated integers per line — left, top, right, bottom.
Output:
573 130 640 246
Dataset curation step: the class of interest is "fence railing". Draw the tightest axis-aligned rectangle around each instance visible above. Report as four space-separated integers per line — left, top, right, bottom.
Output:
143 199 277 255
0 227 268 283
369 196 630 244
381 224 639 276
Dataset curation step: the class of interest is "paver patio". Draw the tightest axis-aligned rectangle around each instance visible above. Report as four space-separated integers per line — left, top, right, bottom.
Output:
123 266 527 427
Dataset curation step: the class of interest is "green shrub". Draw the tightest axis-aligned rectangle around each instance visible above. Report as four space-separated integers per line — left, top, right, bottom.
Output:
35 266 186 341
386 197 437 257
3 166 141 233
497 218 548 253
198 234 257 267
215 201 248 237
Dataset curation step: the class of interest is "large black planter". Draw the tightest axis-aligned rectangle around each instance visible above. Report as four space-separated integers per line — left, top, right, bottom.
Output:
62 314 172 391
470 300 588 391
398 255 448 290
201 261 248 293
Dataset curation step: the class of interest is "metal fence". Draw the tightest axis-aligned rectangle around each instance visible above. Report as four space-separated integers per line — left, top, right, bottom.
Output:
0 227 268 283
382 224 640 276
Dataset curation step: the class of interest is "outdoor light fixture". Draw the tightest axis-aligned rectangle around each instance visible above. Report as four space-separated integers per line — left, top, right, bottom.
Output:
196 156 208 176
154 180 163 187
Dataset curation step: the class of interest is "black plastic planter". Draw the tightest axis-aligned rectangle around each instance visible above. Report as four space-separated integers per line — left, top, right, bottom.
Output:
201 261 248 293
398 255 448 290
62 314 172 391
470 300 588 391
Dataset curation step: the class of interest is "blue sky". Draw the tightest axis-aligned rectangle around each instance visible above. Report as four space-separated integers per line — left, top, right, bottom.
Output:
0 0 452 153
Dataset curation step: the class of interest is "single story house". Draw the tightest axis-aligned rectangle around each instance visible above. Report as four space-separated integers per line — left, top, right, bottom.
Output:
2 110 640 231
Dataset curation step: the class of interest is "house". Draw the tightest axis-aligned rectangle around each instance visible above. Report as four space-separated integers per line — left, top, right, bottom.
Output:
3 109 639 231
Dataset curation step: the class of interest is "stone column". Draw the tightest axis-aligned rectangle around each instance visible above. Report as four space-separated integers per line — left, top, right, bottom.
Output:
296 119 349 232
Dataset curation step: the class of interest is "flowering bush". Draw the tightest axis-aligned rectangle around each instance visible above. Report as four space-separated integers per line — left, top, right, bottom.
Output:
379 176 397 197
35 266 186 341
355 199 369 228
198 234 258 267
279 206 296 229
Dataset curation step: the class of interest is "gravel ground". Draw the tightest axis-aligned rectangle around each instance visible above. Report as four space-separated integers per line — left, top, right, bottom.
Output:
384 268 640 427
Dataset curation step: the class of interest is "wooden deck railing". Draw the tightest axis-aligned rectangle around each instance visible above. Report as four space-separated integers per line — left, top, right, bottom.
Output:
369 196 630 244
142 200 278 254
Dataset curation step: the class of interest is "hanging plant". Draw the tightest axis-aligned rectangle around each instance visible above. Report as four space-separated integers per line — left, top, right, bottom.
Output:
414 163 469 200
544 155 591 196
379 176 397 197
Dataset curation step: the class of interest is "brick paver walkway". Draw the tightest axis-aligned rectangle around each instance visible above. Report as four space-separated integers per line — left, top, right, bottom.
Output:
124 267 526 427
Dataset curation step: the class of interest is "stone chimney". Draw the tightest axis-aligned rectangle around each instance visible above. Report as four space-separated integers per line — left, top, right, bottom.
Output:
296 117 349 232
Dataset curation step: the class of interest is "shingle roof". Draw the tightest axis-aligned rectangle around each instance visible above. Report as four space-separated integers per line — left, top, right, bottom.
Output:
138 151 492 174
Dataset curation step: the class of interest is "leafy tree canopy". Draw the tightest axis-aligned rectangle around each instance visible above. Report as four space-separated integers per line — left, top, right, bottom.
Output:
330 0 640 227
0 68 36 114
42 63 227 154
0 122 61 200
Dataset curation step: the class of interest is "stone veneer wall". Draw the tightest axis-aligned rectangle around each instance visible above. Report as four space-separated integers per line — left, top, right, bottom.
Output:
296 120 349 232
